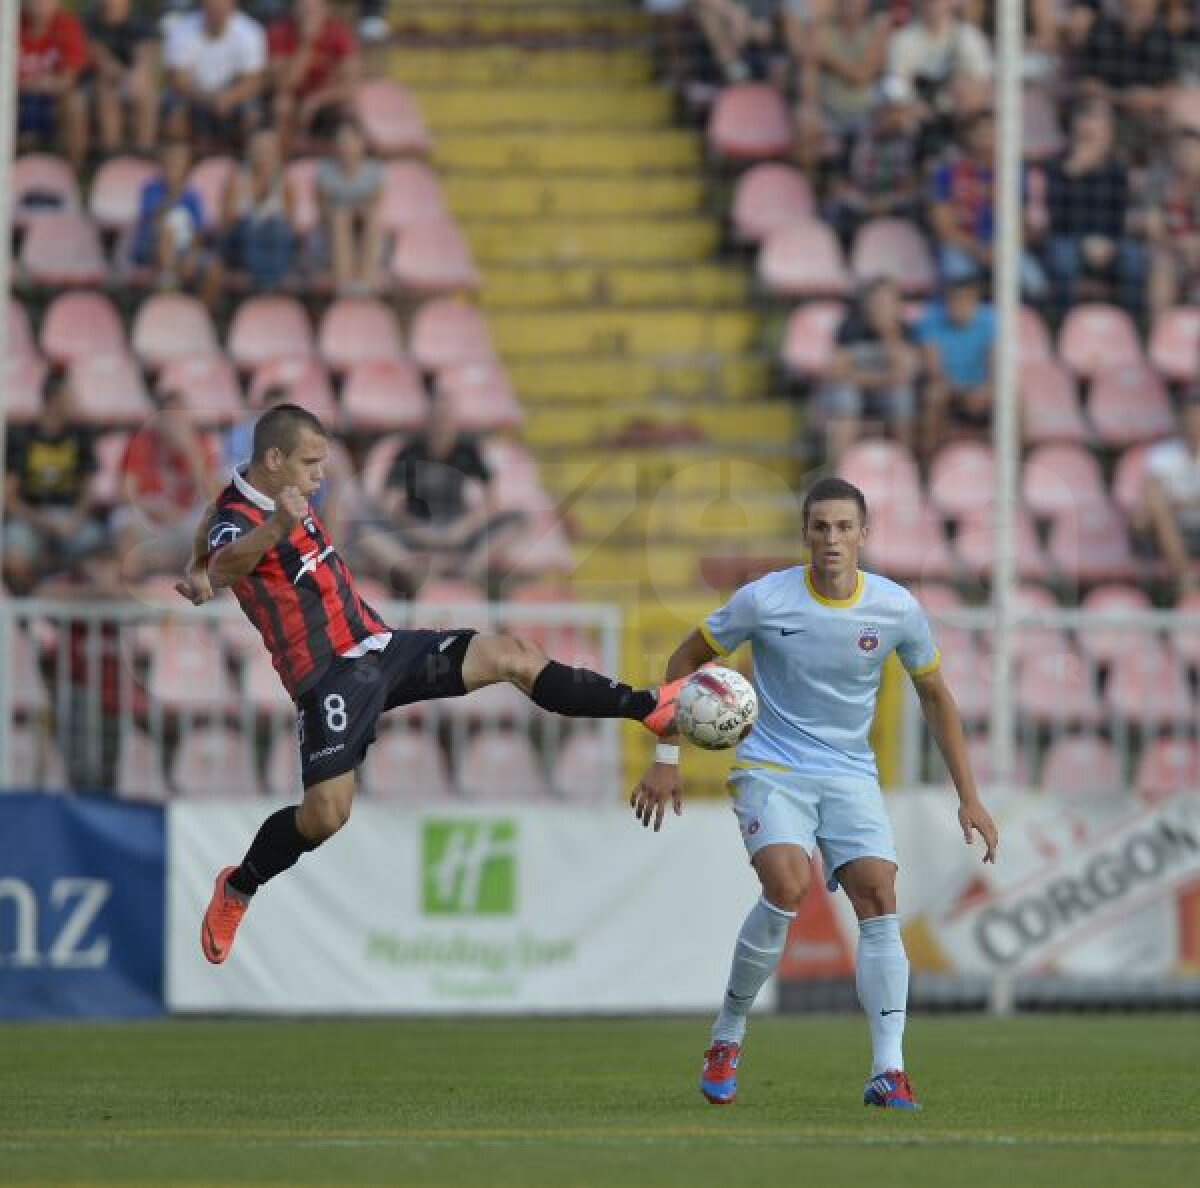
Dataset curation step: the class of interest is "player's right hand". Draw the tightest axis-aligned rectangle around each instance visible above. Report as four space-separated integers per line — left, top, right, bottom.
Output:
630 763 684 832
175 568 214 606
272 485 308 534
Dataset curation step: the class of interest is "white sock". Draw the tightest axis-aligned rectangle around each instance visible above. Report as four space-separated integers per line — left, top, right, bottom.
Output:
856 913 909 1076
711 896 795 1044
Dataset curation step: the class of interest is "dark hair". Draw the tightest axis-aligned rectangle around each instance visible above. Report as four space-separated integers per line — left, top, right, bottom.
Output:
803 477 868 526
251 403 327 462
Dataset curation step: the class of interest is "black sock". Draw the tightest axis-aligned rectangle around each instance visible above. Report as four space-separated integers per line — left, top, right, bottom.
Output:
530 661 657 720
227 807 319 897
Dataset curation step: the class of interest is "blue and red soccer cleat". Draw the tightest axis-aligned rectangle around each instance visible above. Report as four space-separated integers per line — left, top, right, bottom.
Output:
700 1042 740 1105
863 1069 921 1110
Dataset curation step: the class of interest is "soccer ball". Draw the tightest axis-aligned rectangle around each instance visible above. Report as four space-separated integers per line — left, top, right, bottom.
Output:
676 667 758 751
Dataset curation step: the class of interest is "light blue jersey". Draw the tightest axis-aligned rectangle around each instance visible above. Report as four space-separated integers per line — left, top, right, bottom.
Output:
701 567 939 780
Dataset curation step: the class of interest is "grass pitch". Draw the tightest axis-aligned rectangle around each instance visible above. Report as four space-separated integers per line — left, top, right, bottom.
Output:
1 1016 1196 1187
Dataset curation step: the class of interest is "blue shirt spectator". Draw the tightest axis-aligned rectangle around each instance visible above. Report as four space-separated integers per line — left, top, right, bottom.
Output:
917 293 994 389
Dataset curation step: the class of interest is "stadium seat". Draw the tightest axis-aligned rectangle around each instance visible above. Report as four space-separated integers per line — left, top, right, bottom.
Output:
1112 445 1153 518
1016 304 1054 362
553 728 617 803
362 726 453 801
89 156 160 233
963 732 1033 788
355 79 433 156
247 357 337 420
457 729 551 800
240 644 293 716
3 355 47 424
412 580 492 632
20 214 107 286
6 723 66 792
480 438 542 485
1018 359 1088 445
132 294 219 368
263 728 301 800
8 299 36 363
929 441 994 519
360 434 406 498
116 729 170 802
410 299 496 371
732 164 814 243
780 300 846 378
171 727 260 800
146 626 238 716
342 359 428 431
986 582 1068 664
1149 306 1200 384
12 154 81 227
228 296 315 370
91 431 129 505
1047 503 1138 584
319 298 404 374
955 506 1049 580
40 291 125 367
912 582 965 650
284 158 320 235
1041 734 1121 798
1078 584 1152 667
1058 304 1143 380
493 514 574 578
157 354 244 426
864 498 955 581
1106 643 1193 728
1173 590 1200 667
938 642 992 721
1016 649 1104 726
391 221 480 294
758 220 852 298
380 161 449 231
69 354 154 427
707 83 791 160
185 156 236 226
1022 86 1065 160
438 361 525 433
1023 443 1108 521
1135 737 1200 802
1087 361 1176 447
849 218 936 296
839 439 921 508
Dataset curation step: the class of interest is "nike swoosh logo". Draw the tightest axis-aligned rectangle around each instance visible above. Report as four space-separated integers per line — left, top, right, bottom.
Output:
203 921 222 961
880 1009 905 1016
781 628 805 636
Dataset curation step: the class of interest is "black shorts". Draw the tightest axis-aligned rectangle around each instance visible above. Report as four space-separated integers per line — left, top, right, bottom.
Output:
296 629 476 788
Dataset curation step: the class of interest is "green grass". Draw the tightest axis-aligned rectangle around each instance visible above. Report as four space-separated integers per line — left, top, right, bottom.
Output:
1 1017 1197 1187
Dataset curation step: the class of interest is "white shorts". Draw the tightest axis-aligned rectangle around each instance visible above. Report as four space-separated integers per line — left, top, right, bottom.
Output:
728 767 897 891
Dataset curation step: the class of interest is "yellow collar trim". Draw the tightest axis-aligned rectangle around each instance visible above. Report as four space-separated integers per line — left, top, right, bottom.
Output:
804 567 865 609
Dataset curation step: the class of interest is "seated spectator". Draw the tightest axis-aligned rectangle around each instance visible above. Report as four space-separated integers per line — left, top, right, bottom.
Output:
115 391 218 580
1031 99 1146 319
1142 125 1200 320
19 0 90 172
130 139 223 305
917 274 995 457
693 0 781 84
268 0 358 151
220 126 296 291
819 277 920 461
85 0 159 155
1137 393 1200 594
2 376 106 596
316 118 384 294
163 0 267 150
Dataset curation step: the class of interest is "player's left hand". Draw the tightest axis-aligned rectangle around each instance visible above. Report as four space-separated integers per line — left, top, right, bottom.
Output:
959 798 998 864
630 763 683 832
175 567 214 606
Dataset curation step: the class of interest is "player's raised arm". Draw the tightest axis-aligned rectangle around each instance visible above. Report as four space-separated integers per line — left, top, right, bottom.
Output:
206 486 308 589
175 500 220 606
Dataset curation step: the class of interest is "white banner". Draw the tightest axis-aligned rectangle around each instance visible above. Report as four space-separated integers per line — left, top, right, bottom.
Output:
167 803 764 1014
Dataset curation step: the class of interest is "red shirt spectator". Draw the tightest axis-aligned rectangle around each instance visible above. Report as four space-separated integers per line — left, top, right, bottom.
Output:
268 10 355 98
121 424 216 528
19 4 89 84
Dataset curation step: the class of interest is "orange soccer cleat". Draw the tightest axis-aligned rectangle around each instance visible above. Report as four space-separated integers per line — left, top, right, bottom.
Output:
200 866 249 965
642 676 687 738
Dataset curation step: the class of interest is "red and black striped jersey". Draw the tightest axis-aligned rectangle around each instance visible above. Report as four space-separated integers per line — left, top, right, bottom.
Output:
206 469 391 700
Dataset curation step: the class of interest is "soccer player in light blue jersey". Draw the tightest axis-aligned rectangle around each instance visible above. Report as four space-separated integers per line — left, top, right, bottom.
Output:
631 476 999 1110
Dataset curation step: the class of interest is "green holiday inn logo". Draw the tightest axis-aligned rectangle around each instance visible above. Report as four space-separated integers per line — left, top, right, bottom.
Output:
421 820 517 916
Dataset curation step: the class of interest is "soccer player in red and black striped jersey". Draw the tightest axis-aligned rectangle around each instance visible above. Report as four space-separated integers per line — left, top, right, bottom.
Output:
175 404 682 964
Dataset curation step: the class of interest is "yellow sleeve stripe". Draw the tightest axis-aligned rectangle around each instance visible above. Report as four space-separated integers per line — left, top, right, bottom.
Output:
699 623 730 657
908 649 941 679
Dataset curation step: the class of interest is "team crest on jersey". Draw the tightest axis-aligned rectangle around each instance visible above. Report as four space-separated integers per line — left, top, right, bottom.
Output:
858 626 880 653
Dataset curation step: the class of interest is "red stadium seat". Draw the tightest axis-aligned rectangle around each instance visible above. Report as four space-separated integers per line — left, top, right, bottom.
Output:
1136 737 1200 802
284 158 320 235
228 296 315 371
1041 734 1121 798
240 645 292 715
391 221 480 294
929 441 994 519
732 164 814 244
1016 649 1104 726
1078 583 1152 667
1088 361 1176 447
318 297 404 373
1149 306 1200 384
343 359 428 431
381 161 449 232
839 439 921 508
480 438 541 484
863 498 955 581
89 156 160 232
457 730 551 800
1017 304 1054 362
91 432 129 505
963 732 1034 788
263 729 301 801
1023 443 1108 520
69 353 153 427
21 214 107 286
412 580 492 632
40 291 125 366
850 218 935 296
3 355 48 425
1106 643 1193 728
1058 303 1143 380
758 220 851 298
493 514 574 578
1047 502 1138 584
1174 590 1200 666
362 726 453 801
13 154 81 228
185 156 236 226
1019 359 1088 445
116 730 170 803
955 506 1050 580
410 299 496 371
708 83 791 160
132 294 219 368
355 80 433 156
172 728 260 800
1022 86 1064 160
912 582 964 651
780 300 846 378
1112 445 1153 518
8 299 36 363
247 357 337 420
157 354 244 426
439 361 525 433
938 642 992 721
983 582 1067 664
360 434 405 498
553 728 617 803
146 625 238 715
